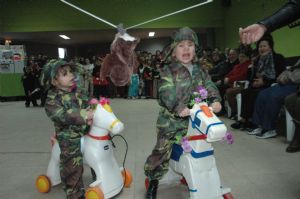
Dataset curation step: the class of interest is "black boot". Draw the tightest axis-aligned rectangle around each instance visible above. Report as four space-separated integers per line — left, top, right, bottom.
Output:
286 121 300 153
145 179 158 199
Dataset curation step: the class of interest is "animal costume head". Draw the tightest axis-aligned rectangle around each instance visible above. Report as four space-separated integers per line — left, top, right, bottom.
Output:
100 32 140 86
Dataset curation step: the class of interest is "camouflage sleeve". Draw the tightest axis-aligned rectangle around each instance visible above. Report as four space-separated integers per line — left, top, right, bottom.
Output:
158 66 185 115
77 87 91 109
202 69 222 103
45 92 88 126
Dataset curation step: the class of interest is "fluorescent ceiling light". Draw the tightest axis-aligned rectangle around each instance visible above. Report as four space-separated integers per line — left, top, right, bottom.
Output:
148 32 155 37
59 35 70 40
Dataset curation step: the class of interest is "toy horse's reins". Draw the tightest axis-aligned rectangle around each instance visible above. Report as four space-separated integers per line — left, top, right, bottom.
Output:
86 119 120 140
87 134 110 140
187 134 207 141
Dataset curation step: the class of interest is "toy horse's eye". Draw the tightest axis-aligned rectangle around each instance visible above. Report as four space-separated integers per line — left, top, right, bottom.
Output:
194 117 201 127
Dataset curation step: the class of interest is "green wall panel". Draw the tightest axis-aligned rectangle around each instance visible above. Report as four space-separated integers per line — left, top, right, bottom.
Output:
1 0 224 32
0 74 25 97
1 0 299 57
222 0 300 57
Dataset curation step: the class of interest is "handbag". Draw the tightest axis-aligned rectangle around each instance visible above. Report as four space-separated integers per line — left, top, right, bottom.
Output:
277 66 300 85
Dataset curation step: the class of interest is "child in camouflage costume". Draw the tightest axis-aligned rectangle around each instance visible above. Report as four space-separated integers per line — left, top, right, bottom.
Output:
41 59 94 199
144 27 222 199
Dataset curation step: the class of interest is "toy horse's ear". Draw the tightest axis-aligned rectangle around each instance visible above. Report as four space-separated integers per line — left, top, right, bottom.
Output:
99 97 112 112
103 104 113 113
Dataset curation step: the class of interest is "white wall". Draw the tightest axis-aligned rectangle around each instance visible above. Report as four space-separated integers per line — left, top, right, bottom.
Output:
136 37 171 54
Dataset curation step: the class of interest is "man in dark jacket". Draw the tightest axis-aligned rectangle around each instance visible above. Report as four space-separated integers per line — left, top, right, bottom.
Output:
239 0 300 44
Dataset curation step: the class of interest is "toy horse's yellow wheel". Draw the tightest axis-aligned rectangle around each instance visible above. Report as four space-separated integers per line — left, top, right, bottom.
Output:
86 187 104 199
122 169 133 188
35 175 51 193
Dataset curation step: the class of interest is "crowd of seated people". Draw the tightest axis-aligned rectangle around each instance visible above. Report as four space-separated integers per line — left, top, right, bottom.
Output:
198 34 299 149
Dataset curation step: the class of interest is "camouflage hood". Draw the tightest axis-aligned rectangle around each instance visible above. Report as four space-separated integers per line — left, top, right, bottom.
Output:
40 59 82 90
163 27 199 62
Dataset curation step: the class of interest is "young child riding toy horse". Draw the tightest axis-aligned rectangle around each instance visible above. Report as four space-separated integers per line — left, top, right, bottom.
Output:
144 27 222 199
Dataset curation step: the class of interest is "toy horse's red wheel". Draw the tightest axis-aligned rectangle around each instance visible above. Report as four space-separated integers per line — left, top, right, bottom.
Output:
180 177 188 186
36 175 51 193
86 187 104 199
122 169 133 188
223 192 234 199
145 178 149 189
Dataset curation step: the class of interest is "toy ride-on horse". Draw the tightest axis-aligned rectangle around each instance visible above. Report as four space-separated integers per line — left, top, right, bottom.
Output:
36 98 132 199
145 102 233 199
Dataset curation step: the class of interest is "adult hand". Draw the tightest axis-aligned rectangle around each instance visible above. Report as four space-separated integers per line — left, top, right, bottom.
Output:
239 24 267 45
210 102 222 113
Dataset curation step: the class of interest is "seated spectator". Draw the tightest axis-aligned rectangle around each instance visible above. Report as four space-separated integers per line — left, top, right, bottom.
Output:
218 48 252 117
209 48 239 82
200 57 213 72
231 34 286 130
250 59 300 139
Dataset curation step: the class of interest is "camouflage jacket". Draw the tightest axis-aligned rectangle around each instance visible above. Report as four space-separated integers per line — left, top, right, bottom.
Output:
45 87 90 139
157 61 221 133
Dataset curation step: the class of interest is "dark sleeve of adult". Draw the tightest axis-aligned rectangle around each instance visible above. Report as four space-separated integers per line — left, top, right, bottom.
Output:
274 53 287 77
258 0 300 32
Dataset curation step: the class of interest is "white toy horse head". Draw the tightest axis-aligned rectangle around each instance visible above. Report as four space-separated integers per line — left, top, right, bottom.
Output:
189 102 227 142
89 98 124 135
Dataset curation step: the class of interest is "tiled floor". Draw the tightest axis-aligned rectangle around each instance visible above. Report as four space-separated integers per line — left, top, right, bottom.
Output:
0 99 300 199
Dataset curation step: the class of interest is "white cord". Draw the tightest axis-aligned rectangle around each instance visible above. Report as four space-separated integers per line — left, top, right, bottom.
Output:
126 0 213 30
60 0 117 28
60 0 213 30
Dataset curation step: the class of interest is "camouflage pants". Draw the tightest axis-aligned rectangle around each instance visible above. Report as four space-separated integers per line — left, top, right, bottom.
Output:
57 134 85 199
144 128 186 181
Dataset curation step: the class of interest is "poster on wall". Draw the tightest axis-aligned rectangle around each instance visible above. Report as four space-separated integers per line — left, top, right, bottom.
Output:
0 45 26 73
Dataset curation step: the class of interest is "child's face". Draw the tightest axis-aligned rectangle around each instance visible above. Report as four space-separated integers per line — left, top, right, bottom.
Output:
52 65 75 90
173 40 195 65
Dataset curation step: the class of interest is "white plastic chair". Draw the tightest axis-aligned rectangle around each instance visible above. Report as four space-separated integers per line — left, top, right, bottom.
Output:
234 80 250 120
285 107 295 142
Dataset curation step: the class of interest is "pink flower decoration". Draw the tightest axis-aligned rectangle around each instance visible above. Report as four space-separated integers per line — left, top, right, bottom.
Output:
223 131 234 144
89 98 99 105
99 97 110 105
195 97 202 103
181 137 192 153
199 88 208 99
